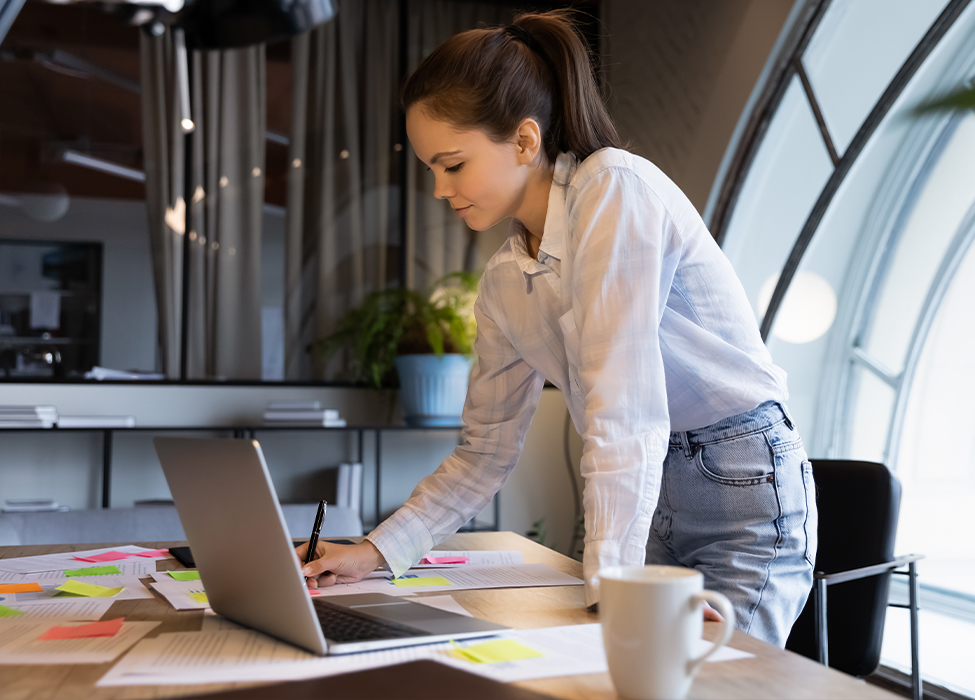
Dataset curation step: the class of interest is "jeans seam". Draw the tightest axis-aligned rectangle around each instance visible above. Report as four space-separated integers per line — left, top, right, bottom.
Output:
744 460 783 638
689 417 789 447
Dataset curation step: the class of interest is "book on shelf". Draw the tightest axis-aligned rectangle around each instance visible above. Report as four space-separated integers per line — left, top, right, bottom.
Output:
2 498 70 513
267 399 322 411
0 405 58 428
57 416 137 428
263 409 340 422
336 462 362 513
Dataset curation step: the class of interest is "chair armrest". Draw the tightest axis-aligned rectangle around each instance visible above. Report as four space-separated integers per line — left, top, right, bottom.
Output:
815 553 925 585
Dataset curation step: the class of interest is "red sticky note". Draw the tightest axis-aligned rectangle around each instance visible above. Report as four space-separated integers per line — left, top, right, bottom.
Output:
71 551 134 563
133 549 171 558
421 556 469 565
0 582 43 593
38 618 124 640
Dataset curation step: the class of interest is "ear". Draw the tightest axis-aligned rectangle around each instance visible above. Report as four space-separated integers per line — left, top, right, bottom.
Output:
514 118 543 165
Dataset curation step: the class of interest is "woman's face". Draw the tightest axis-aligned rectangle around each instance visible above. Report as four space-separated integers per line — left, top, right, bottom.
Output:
406 106 530 232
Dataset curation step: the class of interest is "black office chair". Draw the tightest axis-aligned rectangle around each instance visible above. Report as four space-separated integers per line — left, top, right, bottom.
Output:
785 459 924 700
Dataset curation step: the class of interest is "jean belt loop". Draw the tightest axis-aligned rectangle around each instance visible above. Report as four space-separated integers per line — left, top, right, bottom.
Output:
777 401 795 431
678 430 693 460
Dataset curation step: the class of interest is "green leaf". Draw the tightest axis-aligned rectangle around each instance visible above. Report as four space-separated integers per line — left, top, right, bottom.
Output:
914 85 975 114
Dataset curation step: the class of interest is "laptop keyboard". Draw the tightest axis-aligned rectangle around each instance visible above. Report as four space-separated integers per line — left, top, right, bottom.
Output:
313 600 425 643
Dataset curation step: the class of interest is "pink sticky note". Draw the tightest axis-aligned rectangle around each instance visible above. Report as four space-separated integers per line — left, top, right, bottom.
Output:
38 618 124 640
71 551 135 563
307 588 322 596
132 549 171 558
421 556 469 565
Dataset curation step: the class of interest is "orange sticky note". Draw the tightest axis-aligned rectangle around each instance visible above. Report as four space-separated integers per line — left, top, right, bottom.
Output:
39 618 124 640
0 582 43 593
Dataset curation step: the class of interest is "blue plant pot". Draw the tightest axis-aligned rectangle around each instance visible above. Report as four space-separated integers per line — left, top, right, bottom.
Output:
395 354 473 427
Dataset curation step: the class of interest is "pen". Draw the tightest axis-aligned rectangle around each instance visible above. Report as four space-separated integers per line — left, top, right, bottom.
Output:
303 500 327 576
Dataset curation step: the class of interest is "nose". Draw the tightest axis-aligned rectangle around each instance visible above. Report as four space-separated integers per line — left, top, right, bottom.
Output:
433 175 453 201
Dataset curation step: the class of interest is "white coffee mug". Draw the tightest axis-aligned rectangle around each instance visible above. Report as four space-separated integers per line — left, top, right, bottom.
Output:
598 565 734 700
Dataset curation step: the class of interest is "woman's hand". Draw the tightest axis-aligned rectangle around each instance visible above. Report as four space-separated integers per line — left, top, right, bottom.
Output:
703 601 724 622
293 540 386 589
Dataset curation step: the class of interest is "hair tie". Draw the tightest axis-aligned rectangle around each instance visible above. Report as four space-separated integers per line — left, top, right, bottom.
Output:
505 24 543 55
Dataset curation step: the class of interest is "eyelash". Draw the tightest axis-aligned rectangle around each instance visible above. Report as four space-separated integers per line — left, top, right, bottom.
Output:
426 164 463 173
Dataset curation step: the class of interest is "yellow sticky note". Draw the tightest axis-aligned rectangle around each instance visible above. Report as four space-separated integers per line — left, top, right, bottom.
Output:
391 576 451 588
56 580 123 598
188 591 209 604
447 639 544 664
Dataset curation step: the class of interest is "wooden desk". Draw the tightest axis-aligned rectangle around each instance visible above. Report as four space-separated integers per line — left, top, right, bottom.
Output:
0 532 898 700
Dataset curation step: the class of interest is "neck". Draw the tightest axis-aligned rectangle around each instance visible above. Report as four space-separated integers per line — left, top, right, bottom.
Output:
517 158 555 260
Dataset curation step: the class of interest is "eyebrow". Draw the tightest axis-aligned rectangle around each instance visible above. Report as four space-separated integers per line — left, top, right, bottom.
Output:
430 150 461 165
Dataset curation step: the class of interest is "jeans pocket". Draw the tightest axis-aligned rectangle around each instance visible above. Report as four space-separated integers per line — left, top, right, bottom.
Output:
694 432 776 486
801 460 818 567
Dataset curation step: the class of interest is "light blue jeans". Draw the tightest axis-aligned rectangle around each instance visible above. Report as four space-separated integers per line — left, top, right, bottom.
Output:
645 401 817 647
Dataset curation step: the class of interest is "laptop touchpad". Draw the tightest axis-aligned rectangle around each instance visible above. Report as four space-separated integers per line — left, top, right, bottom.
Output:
355 602 469 634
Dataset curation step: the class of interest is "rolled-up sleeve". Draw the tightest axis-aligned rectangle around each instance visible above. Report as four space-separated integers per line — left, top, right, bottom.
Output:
366 293 545 577
566 167 680 605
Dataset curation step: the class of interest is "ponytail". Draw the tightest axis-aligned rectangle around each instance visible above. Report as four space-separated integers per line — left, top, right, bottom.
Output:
401 10 622 164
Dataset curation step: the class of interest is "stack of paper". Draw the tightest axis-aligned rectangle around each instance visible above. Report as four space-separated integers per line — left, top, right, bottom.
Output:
0 405 58 429
263 400 346 427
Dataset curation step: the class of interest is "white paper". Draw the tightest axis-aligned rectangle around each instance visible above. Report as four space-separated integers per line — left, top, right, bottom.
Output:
148 581 209 611
411 594 472 617
0 597 115 620
0 619 158 664
409 550 526 568
0 545 165 576
200 611 246 632
1 577 153 604
314 563 581 598
29 291 60 329
96 621 754 688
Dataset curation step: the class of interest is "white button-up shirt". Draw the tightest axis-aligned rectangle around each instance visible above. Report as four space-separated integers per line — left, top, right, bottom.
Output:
367 148 787 604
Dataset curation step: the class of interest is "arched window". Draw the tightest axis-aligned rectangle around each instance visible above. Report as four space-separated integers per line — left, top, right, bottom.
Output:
708 0 975 692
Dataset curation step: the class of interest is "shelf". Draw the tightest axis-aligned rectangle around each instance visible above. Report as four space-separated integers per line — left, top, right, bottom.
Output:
0 337 95 346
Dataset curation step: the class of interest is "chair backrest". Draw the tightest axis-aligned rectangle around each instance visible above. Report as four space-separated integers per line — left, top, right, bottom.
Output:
785 459 902 676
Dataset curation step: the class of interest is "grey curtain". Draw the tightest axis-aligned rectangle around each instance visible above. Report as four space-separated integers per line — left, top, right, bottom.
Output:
141 29 266 379
285 0 509 380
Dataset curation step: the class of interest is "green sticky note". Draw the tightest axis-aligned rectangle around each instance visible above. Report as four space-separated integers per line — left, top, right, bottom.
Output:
63 565 122 577
0 604 25 618
391 576 451 588
188 591 209 604
168 570 201 581
56 580 123 598
448 639 543 664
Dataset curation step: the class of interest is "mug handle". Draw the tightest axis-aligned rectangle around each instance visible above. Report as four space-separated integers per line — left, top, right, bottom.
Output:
687 589 734 674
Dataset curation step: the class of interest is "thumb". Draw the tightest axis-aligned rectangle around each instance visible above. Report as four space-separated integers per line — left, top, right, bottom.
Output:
301 556 334 578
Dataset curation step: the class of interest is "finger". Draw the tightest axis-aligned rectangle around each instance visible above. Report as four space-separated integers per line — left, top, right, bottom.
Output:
703 606 723 622
316 572 338 587
294 542 308 562
301 557 337 578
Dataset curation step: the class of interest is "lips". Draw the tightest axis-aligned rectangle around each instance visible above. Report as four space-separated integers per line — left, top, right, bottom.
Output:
453 206 471 217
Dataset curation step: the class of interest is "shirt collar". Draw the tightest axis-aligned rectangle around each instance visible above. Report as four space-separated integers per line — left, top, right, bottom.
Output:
509 151 577 274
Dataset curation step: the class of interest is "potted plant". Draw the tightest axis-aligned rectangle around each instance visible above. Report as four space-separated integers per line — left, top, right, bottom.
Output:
314 272 479 426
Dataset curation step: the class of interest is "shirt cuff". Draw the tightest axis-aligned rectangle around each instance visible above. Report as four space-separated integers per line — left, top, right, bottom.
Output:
364 507 435 579
582 538 647 607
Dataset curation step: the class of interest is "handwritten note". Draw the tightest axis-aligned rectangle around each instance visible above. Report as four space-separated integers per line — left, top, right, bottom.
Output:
167 571 201 581
392 576 452 588
449 639 544 664
0 583 42 593
56 581 123 598
39 618 124 640
63 566 122 577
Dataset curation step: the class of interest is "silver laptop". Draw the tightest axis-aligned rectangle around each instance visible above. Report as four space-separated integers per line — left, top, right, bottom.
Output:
154 436 509 655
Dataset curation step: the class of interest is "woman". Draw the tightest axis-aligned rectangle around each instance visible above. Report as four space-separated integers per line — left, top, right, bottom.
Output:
297 10 816 647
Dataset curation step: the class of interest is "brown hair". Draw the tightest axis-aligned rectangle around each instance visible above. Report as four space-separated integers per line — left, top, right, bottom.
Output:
401 10 621 164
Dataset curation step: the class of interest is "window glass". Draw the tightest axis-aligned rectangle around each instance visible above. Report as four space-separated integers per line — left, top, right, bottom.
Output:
720 76 833 323
802 0 949 157
847 367 896 464
864 114 975 373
